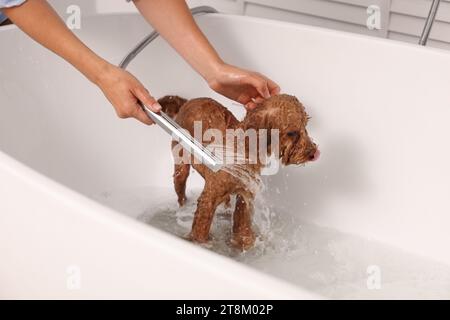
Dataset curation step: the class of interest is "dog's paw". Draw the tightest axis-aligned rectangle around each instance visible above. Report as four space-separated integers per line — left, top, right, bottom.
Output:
188 231 210 244
178 196 187 207
231 232 256 251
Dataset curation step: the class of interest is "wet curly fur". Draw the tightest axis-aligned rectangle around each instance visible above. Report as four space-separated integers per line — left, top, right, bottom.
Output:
158 94 318 250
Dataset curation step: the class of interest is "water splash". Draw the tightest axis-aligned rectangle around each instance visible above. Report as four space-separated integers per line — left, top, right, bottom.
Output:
136 187 283 258
220 164 263 195
94 186 450 299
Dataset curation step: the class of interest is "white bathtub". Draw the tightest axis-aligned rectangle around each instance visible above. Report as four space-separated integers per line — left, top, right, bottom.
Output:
1 12 450 299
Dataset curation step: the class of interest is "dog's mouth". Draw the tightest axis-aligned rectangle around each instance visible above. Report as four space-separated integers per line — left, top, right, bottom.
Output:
310 148 320 161
280 143 320 165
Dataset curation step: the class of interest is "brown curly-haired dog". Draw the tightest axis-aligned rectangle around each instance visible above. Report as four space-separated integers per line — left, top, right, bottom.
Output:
158 94 319 250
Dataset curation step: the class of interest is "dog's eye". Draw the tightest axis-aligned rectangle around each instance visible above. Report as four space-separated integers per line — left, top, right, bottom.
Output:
287 131 299 138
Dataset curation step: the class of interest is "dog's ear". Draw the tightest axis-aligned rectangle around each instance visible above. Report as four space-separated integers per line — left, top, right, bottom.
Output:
157 95 187 118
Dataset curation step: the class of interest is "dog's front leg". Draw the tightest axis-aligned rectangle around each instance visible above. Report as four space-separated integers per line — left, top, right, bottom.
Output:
190 189 220 243
231 194 256 251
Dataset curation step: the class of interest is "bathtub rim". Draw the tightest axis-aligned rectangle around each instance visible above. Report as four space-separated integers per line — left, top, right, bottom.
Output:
113 11 450 60
2 10 450 58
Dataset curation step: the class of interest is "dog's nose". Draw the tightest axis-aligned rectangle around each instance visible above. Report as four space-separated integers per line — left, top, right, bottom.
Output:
309 149 320 161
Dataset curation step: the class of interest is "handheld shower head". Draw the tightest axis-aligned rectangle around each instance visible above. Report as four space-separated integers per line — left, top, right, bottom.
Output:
142 105 222 172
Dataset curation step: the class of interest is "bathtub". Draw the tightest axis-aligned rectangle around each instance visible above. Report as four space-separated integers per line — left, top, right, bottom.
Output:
1 10 450 299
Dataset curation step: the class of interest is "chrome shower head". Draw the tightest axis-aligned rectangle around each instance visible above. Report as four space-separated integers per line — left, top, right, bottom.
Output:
142 105 222 172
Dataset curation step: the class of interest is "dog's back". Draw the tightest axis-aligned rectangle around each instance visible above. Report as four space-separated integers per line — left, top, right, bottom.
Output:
158 96 239 136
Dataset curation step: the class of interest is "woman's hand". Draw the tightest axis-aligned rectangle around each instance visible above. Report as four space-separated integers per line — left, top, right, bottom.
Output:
95 64 161 125
206 63 280 110
4 0 159 125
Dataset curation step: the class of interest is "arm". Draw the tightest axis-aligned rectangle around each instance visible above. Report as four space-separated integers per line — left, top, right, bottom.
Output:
3 0 160 125
132 0 280 109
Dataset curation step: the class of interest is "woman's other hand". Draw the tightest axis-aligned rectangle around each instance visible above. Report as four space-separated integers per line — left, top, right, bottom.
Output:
133 0 280 110
206 63 280 110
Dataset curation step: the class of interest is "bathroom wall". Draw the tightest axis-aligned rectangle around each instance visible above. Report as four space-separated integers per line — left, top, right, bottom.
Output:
186 0 450 50
46 0 450 50
389 0 450 49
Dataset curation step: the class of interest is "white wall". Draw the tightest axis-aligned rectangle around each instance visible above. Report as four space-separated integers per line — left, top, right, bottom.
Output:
48 0 450 50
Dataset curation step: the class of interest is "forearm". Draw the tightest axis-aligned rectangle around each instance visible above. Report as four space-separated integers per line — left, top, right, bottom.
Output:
133 0 223 82
3 0 108 84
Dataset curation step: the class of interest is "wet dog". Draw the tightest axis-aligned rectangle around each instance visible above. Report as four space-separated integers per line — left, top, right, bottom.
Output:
158 94 319 250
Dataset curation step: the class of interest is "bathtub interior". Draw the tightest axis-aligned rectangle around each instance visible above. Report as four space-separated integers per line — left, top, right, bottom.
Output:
1 13 450 298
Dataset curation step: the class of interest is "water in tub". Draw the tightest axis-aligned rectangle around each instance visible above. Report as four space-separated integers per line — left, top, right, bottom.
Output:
94 169 450 299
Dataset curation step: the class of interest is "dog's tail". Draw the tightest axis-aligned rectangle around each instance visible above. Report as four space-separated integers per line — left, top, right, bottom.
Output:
157 95 187 119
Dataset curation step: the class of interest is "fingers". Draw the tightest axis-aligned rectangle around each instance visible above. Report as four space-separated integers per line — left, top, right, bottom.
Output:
245 96 266 110
236 92 252 105
244 73 281 104
130 85 162 125
133 106 155 125
256 73 280 96
246 74 271 99
238 88 270 110
266 77 281 96
132 85 161 112
245 101 258 110
98 66 160 125
253 96 265 104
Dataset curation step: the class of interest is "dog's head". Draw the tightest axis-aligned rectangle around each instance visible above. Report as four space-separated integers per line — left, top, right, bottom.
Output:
243 94 319 165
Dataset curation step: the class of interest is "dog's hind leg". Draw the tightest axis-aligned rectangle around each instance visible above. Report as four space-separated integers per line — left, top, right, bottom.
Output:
231 194 256 251
173 163 190 206
190 187 221 243
172 141 191 206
